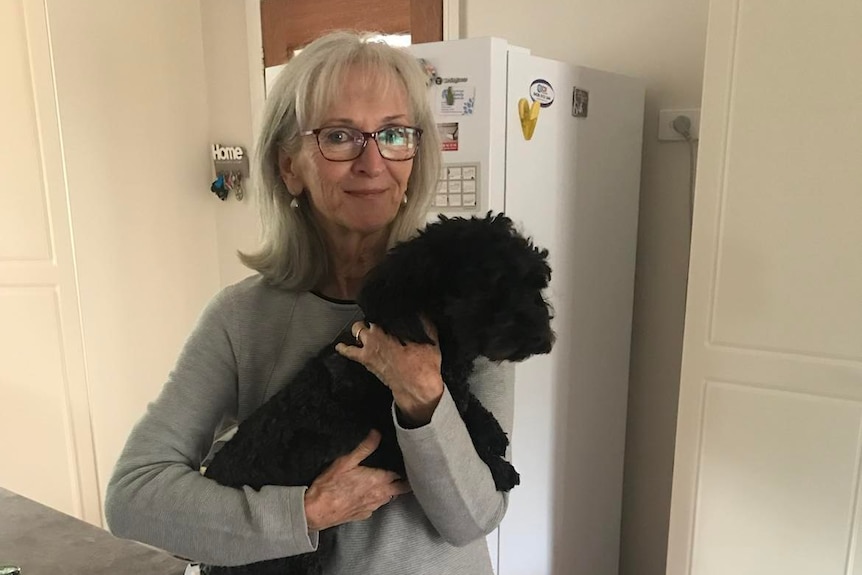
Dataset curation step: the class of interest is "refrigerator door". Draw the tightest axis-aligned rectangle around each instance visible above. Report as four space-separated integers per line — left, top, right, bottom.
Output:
503 52 582 575
408 38 510 217
503 53 644 575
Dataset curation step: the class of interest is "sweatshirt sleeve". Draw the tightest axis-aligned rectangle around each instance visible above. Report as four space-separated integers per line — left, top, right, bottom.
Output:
104 287 318 566
394 357 515 546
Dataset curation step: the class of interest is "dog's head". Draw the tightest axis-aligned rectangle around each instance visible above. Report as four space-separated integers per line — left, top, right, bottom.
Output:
359 212 555 363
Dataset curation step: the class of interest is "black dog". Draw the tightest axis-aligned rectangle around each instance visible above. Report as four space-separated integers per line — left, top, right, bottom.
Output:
200 213 554 575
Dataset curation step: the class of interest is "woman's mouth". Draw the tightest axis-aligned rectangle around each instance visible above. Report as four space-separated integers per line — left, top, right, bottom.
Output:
345 189 386 197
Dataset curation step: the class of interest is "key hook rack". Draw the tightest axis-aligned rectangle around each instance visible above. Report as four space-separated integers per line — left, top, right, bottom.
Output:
211 144 249 201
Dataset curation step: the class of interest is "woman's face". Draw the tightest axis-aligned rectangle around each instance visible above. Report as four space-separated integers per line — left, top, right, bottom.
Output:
280 67 416 243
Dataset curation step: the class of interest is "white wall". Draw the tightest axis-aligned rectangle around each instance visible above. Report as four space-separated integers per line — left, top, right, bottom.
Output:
44 0 222 503
200 0 261 286
462 2 709 574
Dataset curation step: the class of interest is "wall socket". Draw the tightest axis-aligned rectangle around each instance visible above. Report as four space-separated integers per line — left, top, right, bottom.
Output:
658 108 701 141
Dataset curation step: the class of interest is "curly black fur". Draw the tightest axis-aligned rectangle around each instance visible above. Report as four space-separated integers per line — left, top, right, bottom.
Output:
199 213 554 575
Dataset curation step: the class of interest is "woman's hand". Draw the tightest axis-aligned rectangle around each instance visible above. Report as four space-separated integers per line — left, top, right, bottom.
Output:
336 320 445 426
304 429 410 532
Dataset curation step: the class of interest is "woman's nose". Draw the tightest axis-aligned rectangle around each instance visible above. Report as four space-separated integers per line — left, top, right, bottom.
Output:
352 139 387 175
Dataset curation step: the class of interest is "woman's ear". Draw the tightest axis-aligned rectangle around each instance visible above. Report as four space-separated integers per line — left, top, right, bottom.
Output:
277 148 305 197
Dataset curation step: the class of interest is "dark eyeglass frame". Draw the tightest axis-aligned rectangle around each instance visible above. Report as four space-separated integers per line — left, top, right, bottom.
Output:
299 126 423 162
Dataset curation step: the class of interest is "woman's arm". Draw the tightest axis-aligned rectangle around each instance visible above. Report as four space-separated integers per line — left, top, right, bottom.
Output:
394 358 514 545
104 288 317 566
335 321 516 546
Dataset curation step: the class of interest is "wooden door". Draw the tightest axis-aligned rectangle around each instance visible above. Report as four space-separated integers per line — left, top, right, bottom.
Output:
666 0 862 573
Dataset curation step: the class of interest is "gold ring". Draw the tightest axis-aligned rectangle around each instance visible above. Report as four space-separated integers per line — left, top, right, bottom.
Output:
354 326 365 343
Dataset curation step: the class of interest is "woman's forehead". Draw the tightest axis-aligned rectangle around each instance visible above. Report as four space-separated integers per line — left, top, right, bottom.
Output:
309 64 411 124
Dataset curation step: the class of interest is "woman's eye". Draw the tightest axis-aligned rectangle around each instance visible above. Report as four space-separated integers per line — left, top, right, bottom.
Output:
379 128 406 145
324 129 354 145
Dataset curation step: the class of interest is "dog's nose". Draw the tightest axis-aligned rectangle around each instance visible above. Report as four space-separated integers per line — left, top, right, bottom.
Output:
544 329 556 351
505 331 555 362
535 331 554 354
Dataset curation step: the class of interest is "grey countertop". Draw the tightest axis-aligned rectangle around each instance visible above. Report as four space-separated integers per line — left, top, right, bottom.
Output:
0 487 188 575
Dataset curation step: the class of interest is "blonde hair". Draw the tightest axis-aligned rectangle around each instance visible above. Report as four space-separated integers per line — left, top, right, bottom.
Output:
240 31 441 290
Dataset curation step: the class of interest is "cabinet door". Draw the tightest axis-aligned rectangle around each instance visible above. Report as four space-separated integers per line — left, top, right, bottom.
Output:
260 0 444 67
667 0 862 573
0 0 100 524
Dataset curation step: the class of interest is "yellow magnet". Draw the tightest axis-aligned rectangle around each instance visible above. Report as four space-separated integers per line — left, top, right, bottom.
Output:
518 98 541 140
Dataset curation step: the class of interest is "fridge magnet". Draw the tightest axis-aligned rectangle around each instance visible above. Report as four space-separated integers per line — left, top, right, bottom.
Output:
572 87 589 118
437 122 460 151
439 85 476 115
529 79 555 108
418 58 438 87
518 98 541 140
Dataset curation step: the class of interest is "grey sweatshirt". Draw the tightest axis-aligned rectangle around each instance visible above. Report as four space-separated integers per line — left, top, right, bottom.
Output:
104 275 514 574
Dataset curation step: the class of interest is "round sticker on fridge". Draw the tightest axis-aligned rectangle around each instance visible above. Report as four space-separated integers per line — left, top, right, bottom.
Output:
529 79 555 108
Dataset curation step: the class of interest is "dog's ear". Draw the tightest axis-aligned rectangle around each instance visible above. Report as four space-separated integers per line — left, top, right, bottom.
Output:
443 297 485 359
357 270 436 345
383 315 436 346
531 245 552 287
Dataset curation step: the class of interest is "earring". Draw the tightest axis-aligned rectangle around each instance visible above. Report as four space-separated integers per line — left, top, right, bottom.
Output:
290 197 299 209
402 194 408 205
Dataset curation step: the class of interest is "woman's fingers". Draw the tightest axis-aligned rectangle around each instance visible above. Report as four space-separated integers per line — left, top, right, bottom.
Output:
335 320 444 426
391 479 412 496
350 321 369 345
420 315 439 342
336 429 381 469
304 431 411 531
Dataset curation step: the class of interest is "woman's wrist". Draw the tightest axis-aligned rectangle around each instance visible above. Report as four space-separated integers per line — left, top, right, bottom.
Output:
393 375 444 427
303 486 322 532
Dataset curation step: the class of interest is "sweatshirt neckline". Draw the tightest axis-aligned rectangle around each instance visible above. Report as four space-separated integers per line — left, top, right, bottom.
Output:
309 290 357 306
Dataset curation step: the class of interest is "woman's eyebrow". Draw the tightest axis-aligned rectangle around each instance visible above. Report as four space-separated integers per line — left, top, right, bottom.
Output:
320 114 411 126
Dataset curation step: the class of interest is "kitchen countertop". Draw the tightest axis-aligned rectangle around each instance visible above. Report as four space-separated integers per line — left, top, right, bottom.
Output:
0 487 188 575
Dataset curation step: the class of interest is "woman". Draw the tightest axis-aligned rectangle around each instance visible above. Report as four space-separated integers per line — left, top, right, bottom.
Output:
105 31 515 574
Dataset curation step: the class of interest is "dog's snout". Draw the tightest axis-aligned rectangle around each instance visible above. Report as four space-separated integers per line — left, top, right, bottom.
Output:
540 329 555 353
527 327 554 356
488 328 555 363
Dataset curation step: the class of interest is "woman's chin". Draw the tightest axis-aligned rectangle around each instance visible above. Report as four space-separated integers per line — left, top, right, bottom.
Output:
346 207 401 232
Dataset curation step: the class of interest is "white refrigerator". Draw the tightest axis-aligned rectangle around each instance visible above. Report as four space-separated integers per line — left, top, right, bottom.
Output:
408 38 645 575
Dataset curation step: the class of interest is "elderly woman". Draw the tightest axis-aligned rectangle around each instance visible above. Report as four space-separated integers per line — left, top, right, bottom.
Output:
105 31 514 574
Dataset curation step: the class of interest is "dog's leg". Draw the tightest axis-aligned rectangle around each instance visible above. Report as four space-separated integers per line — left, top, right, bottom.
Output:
462 394 520 492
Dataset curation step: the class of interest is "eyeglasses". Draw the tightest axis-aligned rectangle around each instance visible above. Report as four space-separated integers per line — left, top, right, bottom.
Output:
300 126 422 162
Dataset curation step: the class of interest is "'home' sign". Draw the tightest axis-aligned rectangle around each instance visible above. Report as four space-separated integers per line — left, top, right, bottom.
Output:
212 144 244 161
211 144 249 178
